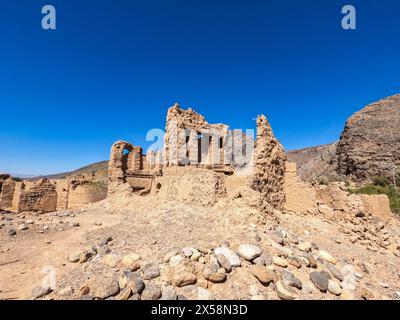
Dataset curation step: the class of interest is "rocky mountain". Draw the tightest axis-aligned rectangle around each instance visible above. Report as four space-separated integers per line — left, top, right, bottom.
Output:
287 143 338 183
336 94 400 181
33 161 108 180
288 94 400 183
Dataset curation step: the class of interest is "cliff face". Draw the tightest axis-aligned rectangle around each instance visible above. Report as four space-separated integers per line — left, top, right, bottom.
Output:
336 94 400 181
287 143 338 182
288 93 400 183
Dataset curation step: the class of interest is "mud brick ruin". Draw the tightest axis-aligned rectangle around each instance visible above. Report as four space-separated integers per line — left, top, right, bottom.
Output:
0 173 107 213
108 103 287 209
1 103 287 213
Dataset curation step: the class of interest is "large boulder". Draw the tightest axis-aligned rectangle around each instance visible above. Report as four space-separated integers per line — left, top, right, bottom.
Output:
337 94 400 181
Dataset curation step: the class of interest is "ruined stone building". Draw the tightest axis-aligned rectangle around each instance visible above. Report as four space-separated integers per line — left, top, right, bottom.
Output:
108 103 286 209
164 104 254 173
0 174 107 213
1 103 286 213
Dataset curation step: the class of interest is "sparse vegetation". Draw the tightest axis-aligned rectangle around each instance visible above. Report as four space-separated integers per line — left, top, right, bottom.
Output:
349 180 400 214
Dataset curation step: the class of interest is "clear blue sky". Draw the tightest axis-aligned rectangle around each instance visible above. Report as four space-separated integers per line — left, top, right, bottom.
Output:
1 0 400 175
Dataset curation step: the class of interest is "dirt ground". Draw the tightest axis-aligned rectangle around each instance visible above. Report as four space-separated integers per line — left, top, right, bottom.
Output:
1 191 400 300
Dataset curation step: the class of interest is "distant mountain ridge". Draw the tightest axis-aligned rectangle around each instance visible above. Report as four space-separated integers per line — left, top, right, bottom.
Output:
31 160 108 180
288 93 400 183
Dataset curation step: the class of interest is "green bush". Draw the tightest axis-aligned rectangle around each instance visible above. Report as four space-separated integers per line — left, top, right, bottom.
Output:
373 175 389 187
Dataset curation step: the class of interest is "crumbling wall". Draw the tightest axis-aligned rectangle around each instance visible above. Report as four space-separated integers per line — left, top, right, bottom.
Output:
0 176 16 211
16 179 57 213
108 140 159 195
164 103 251 171
54 179 70 210
248 115 286 209
67 181 107 209
108 141 137 194
284 162 317 214
153 166 226 206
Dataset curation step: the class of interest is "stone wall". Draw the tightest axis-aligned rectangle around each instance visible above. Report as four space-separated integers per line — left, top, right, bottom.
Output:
248 115 286 209
164 103 252 171
0 176 16 211
153 166 226 206
108 140 160 195
0 175 107 213
15 179 58 213
284 162 317 214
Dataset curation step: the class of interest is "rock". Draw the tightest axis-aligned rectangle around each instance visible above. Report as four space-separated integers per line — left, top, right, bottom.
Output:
129 293 140 300
281 270 302 290
181 285 215 300
275 281 298 300
57 286 73 296
182 247 195 257
251 294 266 300
298 241 312 252
115 287 132 300
18 224 28 231
249 265 277 285
215 254 232 272
25 220 34 224
142 263 160 280
203 264 226 283
287 257 302 269
379 282 389 288
31 285 51 300
272 256 288 268
67 252 80 263
141 283 162 300
79 295 94 300
191 252 202 261
163 250 179 263
350 235 358 243
121 253 141 270
237 244 262 261
310 271 331 292
7 228 16 236
325 264 344 282
169 255 184 267
328 280 342 295
249 285 260 296
197 287 215 300
102 254 121 268
360 286 375 300
341 265 356 291
318 250 337 264
119 271 145 295
341 289 357 300
173 271 197 287
306 255 318 268
253 256 266 266
337 94 400 181
214 247 241 267
88 276 119 299
160 286 177 300
79 251 93 263
126 274 145 295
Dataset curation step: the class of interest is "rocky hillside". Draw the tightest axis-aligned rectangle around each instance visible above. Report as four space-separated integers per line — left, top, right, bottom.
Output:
336 94 400 181
35 161 108 181
288 94 400 183
287 144 338 183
